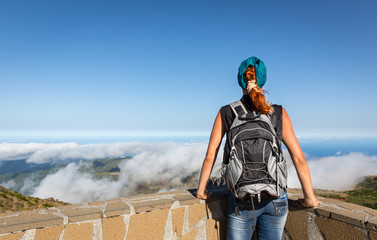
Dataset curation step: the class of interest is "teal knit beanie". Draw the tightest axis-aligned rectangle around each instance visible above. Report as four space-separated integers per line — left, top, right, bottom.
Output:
237 56 267 90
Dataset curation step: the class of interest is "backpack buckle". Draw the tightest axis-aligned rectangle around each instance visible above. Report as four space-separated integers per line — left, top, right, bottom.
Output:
230 147 236 158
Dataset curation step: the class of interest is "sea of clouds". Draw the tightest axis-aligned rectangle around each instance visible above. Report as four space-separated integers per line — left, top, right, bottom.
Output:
0 142 376 203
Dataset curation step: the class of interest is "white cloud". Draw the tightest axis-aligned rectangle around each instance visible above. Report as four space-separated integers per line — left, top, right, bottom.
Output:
0 143 46 161
2 142 377 203
29 141 222 203
32 163 123 203
287 152 377 191
2 142 210 164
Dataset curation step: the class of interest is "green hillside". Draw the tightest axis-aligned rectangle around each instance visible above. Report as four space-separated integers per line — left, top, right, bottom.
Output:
317 176 377 210
0 186 69 213
345 175 377 209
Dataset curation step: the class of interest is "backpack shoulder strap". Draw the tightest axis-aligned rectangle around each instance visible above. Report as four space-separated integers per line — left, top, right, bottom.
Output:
269 105 283 142
229 100 248 116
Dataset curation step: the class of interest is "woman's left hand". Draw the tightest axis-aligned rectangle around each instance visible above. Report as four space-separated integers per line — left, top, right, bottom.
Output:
298 197 322 207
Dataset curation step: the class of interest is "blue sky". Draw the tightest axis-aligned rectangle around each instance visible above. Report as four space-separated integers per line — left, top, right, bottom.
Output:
1 0 376 138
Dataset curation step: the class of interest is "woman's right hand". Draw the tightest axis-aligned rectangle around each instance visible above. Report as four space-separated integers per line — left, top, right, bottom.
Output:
196 110 225 201
196 191 213 200
298 197 322 207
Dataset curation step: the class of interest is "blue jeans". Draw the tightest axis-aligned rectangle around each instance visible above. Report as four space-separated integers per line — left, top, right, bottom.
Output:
226 192 288 240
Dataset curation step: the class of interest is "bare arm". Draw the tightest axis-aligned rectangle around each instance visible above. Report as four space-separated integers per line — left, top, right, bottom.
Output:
282 107 321 207
196 110 226 199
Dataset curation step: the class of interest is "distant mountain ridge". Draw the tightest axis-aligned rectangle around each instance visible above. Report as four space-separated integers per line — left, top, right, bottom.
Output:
0 159 56 175
0 157 130 196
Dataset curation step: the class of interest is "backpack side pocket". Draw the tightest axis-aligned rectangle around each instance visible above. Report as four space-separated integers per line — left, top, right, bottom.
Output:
277 155 287 193
224 149 243 197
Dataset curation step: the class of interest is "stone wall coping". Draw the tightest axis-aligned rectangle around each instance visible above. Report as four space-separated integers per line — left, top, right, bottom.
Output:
0 209 64 234
1 187 377 235
367 217 377 231
104 200 130 217
289 191 377 231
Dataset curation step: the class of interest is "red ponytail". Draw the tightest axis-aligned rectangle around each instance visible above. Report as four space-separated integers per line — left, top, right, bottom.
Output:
249 87 272 114
244 66 272 114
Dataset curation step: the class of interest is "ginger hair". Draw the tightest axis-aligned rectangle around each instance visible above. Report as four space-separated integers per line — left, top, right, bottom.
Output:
244 66 273 114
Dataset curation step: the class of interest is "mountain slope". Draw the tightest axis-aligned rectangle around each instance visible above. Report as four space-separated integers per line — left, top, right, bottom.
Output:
0 186 69 213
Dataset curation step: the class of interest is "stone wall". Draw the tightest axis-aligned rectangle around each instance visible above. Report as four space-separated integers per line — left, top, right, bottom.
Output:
0 187 376 240
285 189 377 240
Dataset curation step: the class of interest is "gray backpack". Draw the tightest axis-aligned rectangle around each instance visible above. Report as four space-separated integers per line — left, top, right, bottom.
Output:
222 100 287 203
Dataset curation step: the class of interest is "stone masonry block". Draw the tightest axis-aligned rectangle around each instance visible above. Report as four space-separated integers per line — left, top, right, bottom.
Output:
0 232 24 240
287 188 302 194
285 209 308 240
148 190 187 197
179 228 199 240
287 194 299 200
63 222 94 240
330 208 366 227
173 193 200 206
0 210 64 234
172 207 185 237
370 231 377 240
315 215 366 240
315 206 334 218
365 209 377 217
35 225 64 240
206 219 227 240
367 217 377 231
127 208 169 239
126 190 185 201
131 199 174 213
88 201 106 206
104 201 130 217
337 202 370 211
288 192 304 199
320 198 344 204
188 203 208 229
102 216 126 240
60 205 103 223
106 198 126 203
0 212 19 218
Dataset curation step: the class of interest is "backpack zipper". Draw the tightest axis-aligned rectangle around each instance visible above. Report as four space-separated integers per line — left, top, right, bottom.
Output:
232 128 275 145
